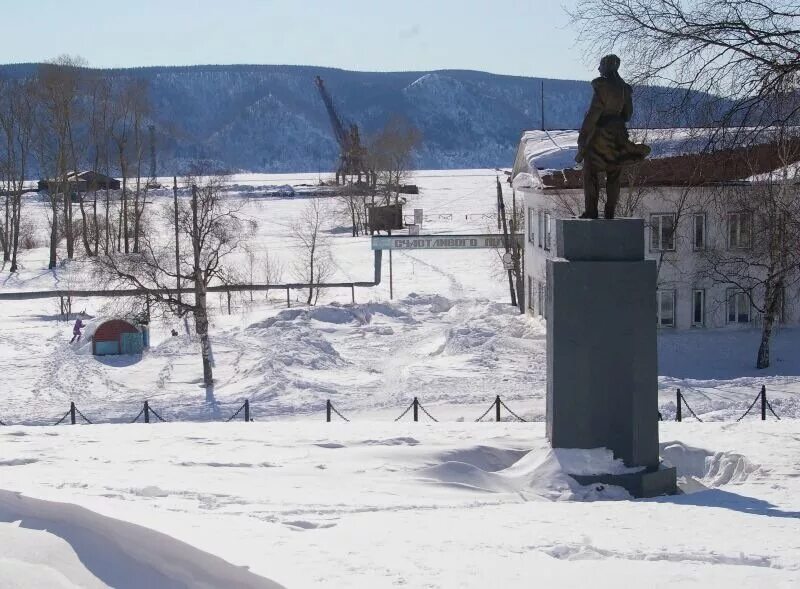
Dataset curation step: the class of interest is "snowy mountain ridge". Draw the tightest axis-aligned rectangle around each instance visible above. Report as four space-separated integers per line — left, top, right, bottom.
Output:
0 63 718 173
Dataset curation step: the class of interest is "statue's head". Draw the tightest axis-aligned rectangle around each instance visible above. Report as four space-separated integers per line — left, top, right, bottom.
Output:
598 54 621 78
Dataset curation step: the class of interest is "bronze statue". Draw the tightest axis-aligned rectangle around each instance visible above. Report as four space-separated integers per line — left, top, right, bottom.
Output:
576 55 650 219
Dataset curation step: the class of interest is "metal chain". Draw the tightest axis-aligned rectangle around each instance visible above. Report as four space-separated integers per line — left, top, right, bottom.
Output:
226 402 246 422
394 402 414 422
53 410 71 426
417 402 439 423
736 391 762 422
474 401 495 422
330 404 350 422
679 395 704 422
148 406 168 422
130 406 145 424
499 400 527 422
75 407 93 425
765 398 781 420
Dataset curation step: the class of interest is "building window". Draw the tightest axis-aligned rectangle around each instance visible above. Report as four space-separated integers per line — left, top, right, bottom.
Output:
727 289 751 324
692 213 707 250
650 214 676 252
543 212 552 251
537 211 543 248
728 212 752 249
527 276 534 310
527 208 535 244
656 290 676 328
691 289 705 327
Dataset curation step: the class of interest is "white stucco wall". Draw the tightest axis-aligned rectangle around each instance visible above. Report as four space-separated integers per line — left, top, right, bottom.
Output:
518 185 799 330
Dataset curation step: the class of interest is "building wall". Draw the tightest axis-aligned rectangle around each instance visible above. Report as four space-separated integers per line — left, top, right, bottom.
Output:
520 185 800 330
92 320 141 356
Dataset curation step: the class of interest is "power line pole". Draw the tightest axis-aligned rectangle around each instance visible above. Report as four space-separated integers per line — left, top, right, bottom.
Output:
148 125 157 183
173 176 181 308
541 79 545 131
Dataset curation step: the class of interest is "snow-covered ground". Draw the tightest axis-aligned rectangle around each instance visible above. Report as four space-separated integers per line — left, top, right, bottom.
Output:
2 422 799 587
1 170 799 587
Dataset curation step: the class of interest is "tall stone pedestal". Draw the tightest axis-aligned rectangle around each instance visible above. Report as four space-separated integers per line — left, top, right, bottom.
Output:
546 219 676 498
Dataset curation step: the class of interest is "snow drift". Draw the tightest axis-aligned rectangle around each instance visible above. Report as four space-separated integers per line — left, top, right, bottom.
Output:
0 490 284 589
418 446 639 501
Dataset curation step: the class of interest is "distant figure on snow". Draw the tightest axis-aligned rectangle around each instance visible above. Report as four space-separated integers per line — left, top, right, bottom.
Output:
171 329 178 337
71 318 85 344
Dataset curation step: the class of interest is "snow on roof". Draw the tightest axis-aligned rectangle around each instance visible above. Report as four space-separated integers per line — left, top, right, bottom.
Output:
511 128 800 189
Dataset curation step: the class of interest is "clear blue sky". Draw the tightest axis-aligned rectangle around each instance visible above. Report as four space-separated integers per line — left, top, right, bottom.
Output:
6 0 592 79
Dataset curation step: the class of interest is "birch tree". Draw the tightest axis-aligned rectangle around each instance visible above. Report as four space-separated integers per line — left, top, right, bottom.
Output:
292 198 333 305
94 166 252 386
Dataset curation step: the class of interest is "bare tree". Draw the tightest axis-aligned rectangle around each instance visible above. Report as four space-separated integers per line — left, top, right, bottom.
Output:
292 198 333 305
110 79 147 254
699 136 800 369
369 116 421 205
94 165 252 386
570 1 800 132
0 78 35 272
36 56 87 264
129 80 151 253
335 184 370 237
82 73 114 257
496 177 525 311
261 249 284 300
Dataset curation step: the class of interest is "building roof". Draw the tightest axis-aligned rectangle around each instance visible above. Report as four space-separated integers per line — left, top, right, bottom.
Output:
511 128 800 190
65 171 117 183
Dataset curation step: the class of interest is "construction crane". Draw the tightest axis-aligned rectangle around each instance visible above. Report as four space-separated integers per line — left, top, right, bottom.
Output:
314 76 375 187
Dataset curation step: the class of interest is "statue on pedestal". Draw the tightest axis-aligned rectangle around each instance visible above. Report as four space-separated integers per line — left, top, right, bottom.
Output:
576 55 651 219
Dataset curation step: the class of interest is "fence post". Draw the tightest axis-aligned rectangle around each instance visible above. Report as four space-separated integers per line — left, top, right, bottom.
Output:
70 401 76 425
286 287 291 308
144 401 150 424
495 395 501 422
413 397 419 422
244 399 250 422
326 399 332 422
760 385 766 421
351 285 355 305
676 388 682 422
227 291 232 315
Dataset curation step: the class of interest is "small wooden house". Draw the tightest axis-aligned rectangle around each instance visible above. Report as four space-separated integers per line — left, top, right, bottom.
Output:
92 319 149 356
38 171 121 194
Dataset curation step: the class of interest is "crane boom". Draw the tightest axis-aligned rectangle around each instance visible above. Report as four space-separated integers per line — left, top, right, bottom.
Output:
314 76 349 149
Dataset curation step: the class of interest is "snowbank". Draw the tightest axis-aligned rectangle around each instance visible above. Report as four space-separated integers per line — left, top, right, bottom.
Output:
0 522 107 588
0 490 283 589
419 446 636 501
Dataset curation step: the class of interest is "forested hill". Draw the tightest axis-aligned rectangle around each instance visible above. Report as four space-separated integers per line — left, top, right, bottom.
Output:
0 63 711 173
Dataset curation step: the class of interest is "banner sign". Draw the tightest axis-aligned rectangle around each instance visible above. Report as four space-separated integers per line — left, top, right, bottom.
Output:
371 234 523 250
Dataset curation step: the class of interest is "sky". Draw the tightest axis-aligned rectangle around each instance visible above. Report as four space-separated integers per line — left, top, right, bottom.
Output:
4 0 593 80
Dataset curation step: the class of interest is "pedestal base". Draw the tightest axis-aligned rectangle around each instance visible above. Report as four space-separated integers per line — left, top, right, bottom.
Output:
571 464 678 499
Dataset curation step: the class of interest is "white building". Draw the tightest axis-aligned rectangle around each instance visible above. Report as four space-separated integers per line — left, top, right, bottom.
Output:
510 130 800 330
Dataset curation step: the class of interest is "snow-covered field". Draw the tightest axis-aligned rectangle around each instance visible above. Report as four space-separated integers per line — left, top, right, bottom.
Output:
1 170 799 587
2 422 800 587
